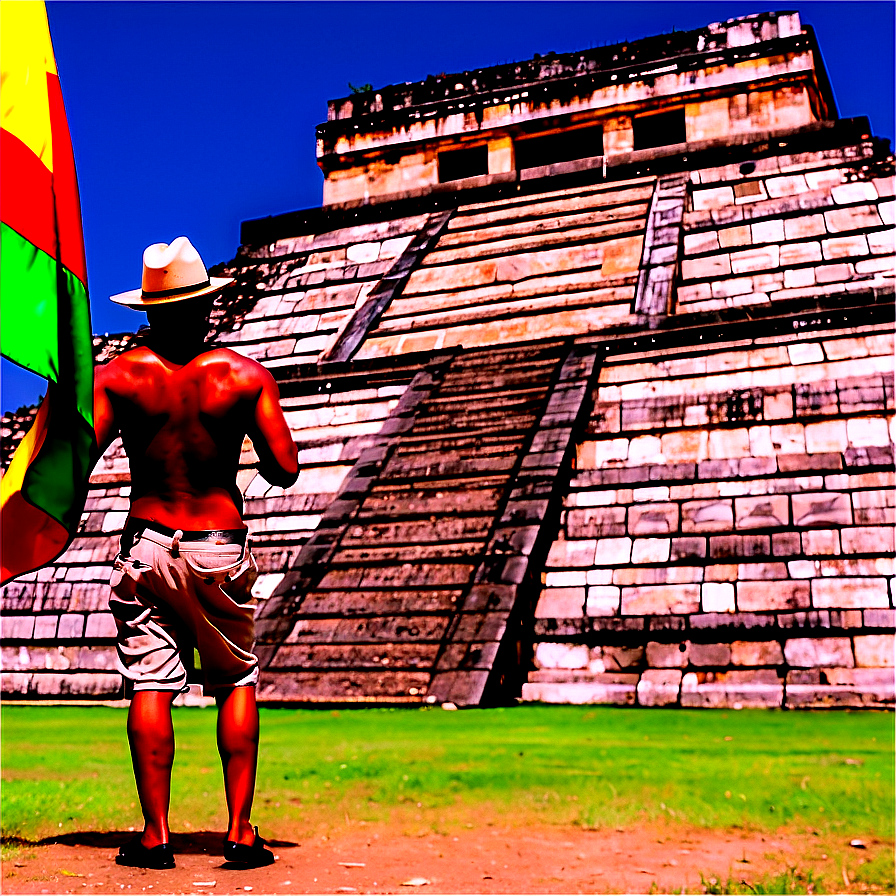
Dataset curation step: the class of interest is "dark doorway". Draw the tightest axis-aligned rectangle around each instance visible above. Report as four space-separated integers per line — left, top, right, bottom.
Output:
515 124 605 169
438 145 489 182
632 109 687 151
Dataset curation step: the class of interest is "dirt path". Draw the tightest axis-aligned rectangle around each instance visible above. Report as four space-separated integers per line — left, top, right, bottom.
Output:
2 821 830 895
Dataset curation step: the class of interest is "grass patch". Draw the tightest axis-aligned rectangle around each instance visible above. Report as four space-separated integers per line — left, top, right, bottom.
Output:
698 867 824 894
2 704 892 855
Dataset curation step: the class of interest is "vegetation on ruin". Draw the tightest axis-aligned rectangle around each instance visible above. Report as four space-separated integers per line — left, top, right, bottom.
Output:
2 704 893 891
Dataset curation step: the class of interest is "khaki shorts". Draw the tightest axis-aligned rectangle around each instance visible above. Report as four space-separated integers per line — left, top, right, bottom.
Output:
109 521 259 694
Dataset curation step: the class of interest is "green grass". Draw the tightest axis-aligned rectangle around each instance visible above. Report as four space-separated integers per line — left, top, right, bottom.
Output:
2 704 892 846
697 868 824 894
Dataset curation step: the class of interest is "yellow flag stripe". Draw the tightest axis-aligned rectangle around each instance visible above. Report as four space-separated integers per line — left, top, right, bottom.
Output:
0 394 50 510
0 0 57 172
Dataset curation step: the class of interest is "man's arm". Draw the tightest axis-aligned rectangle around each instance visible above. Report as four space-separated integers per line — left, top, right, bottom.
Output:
246 365 299 488
93 363 120 457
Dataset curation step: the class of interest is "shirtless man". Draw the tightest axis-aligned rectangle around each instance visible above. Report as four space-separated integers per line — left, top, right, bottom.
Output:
94 237 298 870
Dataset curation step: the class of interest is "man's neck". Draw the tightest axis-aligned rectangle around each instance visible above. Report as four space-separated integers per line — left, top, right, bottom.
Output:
145 331 211 366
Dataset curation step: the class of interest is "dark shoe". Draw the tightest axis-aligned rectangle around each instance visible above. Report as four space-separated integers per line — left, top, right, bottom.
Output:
223 826 275 868
115 835 175 869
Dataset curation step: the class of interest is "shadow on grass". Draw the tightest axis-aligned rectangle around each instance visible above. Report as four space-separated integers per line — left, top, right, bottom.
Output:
1 831 298 853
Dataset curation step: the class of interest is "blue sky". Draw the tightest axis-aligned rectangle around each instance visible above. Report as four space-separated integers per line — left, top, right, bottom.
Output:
2 1 894 412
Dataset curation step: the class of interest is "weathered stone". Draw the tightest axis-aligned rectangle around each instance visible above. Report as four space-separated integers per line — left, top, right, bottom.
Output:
545 539 598 568
637 669 682 706
791 492 851 527
521 680 636 705
785 673 893 708
631 538 671 564
57 614 85 640
621 584 700 616
783 637 853 668
737 562 788 581
689 642 732 666
853 634 895 667
681 670 783 708
84 613 117 640
702 582 735 613
534 642 590 670
829 609 865 629
864 609 896 628
737 580 810 612
670 537 706 560
33 616 59 640
682 500 734 532
812 577 890 610
801 529 842 556
710 534 771 559
534 588 585 618
841 526 894 555
567 506 626 538
628 503 679 535
824 205 882 233
601 645 644 670
734 495 788 529
846 416 891 447
772 532 802 557
646 641 689 668
730 640 784 666
592 537 632 566
585 585 620 616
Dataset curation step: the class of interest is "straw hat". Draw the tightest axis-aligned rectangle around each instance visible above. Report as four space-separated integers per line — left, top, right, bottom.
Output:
111 237 234 307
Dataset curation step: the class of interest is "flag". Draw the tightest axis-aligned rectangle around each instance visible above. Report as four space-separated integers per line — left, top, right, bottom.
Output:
1 1 95 584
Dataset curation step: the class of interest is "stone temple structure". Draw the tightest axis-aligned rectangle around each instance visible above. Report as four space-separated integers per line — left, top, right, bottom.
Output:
2 11 894 708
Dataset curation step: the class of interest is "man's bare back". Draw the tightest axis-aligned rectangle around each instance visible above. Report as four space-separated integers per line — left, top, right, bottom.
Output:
94 343 297 531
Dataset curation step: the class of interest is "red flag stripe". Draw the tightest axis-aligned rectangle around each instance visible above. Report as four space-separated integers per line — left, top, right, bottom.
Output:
47 71 88 286
0 75 87 285
0 130 59 267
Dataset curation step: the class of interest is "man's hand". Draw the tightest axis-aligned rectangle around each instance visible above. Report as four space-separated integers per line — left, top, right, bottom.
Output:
247 367 298 488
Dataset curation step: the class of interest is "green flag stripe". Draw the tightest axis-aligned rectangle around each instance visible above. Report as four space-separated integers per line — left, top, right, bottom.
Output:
23 384 96 530
0 222 59 384
0 222 93 426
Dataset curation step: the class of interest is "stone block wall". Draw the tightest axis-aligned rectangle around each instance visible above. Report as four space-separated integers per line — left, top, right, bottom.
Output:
526 324 895 708
211 213 429 366
679 151 894 315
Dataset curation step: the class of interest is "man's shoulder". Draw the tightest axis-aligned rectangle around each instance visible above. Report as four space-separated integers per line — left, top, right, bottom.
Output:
197 346 270 376
97 345 156 375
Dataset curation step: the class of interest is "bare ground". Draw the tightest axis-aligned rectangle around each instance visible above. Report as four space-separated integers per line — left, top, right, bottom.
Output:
4 820 882 895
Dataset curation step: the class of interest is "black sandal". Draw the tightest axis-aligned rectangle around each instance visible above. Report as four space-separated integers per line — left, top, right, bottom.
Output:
115 835 175 869
223 826 275 868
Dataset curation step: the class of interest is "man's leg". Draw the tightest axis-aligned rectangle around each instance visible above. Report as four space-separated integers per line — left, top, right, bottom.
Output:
127 689 176 848
216 685 259 845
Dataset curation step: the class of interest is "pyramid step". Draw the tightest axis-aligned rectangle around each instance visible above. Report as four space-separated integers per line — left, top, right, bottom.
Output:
269 642 441 670
337 542 486 564
286 614 452 643
298 589 463 616
317 563 475 590
259 670 431 702
359 487 504 517
343 515 495 544
409 415 539 435
382 453 519 479
395 431 525 449
258 339 597 706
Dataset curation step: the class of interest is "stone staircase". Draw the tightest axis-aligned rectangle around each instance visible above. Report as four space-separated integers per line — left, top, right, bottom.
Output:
255 338 599 705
